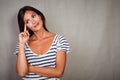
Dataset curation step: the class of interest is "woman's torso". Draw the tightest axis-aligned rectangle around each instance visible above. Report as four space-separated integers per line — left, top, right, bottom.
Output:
22 34 60 80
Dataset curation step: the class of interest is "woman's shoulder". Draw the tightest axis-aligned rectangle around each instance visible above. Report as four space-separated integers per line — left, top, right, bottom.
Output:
55 33 65 38
56 33 68 40
55 33 68 43
55 33 70 53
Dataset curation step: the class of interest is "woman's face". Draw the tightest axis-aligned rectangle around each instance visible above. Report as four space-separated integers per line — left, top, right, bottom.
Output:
23 10 43 31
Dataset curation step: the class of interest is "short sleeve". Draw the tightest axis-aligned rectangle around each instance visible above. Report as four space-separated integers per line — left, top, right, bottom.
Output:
56 34 70 54
14 43 19 55
14 43 27 55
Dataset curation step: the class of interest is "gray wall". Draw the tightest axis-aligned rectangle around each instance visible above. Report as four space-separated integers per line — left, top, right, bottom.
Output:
0 0 120 80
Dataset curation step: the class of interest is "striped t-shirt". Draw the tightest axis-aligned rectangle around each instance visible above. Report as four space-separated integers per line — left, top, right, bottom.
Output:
15 34 70 80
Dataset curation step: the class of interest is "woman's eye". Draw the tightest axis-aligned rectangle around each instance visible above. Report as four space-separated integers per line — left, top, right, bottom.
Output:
26 20 29 24
32 14 36 18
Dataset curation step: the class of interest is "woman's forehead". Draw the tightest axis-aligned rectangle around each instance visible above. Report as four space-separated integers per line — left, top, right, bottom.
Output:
24 10 36 17
23 11 36 20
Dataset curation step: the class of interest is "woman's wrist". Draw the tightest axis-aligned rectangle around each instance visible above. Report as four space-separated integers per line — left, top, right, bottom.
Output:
19 42 26 46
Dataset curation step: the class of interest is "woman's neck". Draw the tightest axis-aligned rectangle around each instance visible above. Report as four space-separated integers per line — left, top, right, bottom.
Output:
33 28 49 40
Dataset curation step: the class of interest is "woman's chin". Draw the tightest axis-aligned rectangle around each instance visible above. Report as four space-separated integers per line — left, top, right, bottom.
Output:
32 27 41 32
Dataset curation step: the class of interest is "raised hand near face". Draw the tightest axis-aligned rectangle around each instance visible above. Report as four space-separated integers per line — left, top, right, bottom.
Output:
18 24 30 45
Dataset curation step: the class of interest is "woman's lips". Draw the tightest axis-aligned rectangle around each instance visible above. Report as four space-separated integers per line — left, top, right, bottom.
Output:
34 22 39 27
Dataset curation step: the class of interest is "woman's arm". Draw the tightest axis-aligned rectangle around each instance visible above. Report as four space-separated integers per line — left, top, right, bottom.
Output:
29 50 67 78
16 44 28 77
16 25 29 77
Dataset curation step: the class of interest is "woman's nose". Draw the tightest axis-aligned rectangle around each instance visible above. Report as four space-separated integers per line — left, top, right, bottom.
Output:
32 19 36 24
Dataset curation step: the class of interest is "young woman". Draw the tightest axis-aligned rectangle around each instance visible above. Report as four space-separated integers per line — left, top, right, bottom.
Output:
15 6 70 80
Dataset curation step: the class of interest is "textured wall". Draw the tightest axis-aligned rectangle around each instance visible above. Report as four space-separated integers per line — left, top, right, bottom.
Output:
0 0 120 80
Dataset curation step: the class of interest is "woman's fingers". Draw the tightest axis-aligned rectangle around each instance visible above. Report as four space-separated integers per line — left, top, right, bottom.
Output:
24 32 29 38
19 32 29 39
24 24 27 32
18 24 29 44
24 24 29 37
18 25 29 44
26 31 30 37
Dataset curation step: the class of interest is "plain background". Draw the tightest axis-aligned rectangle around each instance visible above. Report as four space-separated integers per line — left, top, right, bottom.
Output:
0 0 120 80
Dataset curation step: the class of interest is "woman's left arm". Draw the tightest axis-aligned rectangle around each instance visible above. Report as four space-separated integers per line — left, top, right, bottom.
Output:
29 50 66 78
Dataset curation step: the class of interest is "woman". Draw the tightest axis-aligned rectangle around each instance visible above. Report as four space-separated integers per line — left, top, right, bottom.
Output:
15 6 70 80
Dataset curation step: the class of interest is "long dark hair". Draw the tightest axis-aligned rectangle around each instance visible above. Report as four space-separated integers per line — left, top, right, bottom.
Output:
18 6 48 36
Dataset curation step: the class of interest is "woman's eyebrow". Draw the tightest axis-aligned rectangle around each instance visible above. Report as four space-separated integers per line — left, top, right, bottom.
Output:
32 13 36 16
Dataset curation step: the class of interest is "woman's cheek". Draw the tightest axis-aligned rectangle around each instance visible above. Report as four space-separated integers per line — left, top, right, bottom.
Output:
27 24 32 28
28 27 32 30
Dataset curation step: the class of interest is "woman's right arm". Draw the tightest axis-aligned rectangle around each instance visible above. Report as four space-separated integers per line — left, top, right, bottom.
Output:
16 24 29 77
16 43 28 77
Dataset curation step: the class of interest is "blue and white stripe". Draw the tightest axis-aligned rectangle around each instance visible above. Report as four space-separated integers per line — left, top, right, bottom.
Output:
15 34 70 80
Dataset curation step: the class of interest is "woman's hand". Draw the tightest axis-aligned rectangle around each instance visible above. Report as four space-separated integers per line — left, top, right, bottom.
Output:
17 25 29 77
18 24 29 45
